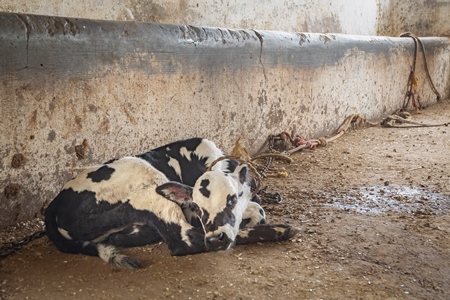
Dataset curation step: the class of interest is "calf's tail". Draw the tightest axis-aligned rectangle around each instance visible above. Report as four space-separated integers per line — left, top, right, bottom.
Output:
44 197 97 255
45 198 140 269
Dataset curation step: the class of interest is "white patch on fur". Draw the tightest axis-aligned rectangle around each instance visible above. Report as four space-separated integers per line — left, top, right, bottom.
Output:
242 202 265 227
63 157 194 246
179 147 192 161
57 227 72 240
210 160 229 173
194 139 224 166
237 229 250 239
131 225 140 235
275 227 288 234
167 156 182 181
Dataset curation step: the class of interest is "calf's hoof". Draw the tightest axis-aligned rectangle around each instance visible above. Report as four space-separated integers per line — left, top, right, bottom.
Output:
285 226 301 240
109 254 141 269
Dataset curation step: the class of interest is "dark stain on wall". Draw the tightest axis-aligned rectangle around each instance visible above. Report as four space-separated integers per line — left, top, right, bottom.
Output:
4 183 20 198
11 153 26 168
47 130 56 142
88 104 97 113
378 0 450 37
74 115 83 130
75 139 89 160
297 33 310 46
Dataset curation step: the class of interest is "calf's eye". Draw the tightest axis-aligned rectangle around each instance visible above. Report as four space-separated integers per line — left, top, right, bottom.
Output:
227 194 238 207
218 232 225 241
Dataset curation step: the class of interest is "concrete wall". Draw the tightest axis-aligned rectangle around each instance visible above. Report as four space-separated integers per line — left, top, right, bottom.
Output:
377 0 450 37
1 0 450 37
0 0 379 34
1 12 449 227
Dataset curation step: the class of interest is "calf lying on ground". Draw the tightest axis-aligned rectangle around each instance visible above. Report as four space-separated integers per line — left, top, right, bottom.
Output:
45 138 299 268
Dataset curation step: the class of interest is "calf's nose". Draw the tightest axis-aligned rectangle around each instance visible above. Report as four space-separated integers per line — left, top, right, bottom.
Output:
205 232 231 251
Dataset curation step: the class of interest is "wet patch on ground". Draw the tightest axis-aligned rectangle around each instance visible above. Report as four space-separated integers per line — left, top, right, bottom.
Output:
323 184 450 215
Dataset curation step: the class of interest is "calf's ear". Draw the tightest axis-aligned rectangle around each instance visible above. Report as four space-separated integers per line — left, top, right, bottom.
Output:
156 182 193 207
237 165 249 184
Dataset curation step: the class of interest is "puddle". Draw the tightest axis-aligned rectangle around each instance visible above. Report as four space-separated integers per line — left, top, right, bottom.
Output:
324 185 450 215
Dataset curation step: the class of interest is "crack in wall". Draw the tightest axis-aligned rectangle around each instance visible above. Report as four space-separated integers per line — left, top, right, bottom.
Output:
15 14 31 71
252 30 268 87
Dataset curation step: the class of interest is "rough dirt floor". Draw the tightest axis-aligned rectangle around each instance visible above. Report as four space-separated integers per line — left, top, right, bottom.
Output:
1 100 450 300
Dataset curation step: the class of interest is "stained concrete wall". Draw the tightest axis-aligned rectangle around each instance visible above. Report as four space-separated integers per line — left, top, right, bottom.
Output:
1 0 450 37
0 0 380 34
377 0 450 37
1 12 449 227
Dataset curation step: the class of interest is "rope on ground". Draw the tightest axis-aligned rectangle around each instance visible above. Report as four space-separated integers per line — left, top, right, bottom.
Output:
258 110 448 156
257 114 379 156
381 114 449 128
208 137 292 199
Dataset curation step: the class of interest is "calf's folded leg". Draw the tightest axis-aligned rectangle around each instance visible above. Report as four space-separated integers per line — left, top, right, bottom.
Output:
235 224 300 245
108 225 162 247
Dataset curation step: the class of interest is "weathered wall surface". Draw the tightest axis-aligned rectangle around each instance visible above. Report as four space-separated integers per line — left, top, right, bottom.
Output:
0 0 379 34
1 1 450 37
1 12 449 227
377 0 450 37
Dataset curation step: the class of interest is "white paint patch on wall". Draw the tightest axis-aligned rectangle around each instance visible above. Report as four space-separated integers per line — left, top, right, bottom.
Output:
2 0 448 36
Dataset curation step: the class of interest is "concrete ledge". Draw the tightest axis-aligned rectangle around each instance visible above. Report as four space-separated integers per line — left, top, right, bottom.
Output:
1 12 449 226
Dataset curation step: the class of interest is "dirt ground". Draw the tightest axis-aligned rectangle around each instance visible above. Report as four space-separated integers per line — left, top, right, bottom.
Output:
1 100 450 300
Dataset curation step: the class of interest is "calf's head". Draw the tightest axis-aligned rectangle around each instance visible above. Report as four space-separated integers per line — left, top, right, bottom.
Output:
156 162 251 251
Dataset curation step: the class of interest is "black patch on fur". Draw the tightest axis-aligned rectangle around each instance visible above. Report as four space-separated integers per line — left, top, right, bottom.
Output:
225 159 239 173
108 225 162 247
135 138 210 186
259 209 265 218
87 165 115 182
104 158 118 164
251 194 261 204
199 179 211 198
205 207 235 232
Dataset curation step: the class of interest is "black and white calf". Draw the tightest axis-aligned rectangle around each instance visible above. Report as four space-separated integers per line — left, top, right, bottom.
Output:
45 138 299 268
